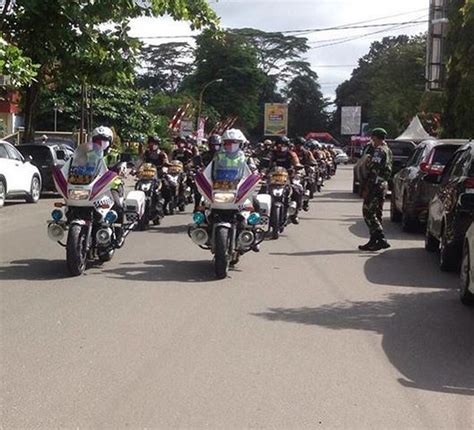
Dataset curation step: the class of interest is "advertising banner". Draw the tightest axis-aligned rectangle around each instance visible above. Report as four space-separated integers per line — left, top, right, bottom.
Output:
341 106 362 135
179 119 194 137
197 117 206 144
264 103 288 136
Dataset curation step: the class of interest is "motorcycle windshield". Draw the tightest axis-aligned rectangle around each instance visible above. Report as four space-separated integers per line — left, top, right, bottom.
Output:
69 145 104 185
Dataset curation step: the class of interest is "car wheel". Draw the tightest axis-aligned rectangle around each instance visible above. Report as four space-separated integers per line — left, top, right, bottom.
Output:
425 225 439 252
352 179 359 194
0 179 5 208
401 197 417 232
25 175 41 203
390 191 401 222
460 244 474 305
439 227 458 272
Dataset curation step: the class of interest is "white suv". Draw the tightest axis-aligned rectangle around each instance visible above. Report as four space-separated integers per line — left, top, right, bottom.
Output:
0 140 42 207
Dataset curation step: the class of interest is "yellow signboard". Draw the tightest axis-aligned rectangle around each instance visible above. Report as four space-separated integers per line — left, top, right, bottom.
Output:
264 103 288 136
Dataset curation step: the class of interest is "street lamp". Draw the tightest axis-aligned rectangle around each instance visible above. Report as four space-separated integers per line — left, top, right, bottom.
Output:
197 78 223 125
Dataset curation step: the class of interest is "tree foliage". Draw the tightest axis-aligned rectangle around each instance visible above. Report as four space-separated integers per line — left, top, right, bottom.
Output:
0 36 38 87
334 35 427 137
285 64 330 136
37 84 163 141
139 42 194 94
185 30 266 131
443 0 474 138
3 0 219 140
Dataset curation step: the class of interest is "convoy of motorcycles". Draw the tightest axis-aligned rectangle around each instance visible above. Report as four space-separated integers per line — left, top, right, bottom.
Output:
46 130 339 279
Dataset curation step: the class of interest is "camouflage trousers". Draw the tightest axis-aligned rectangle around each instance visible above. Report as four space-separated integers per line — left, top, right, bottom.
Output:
362 183 387 237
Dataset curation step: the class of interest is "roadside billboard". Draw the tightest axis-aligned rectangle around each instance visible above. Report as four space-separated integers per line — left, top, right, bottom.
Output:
341 106 362 135
264 103 288 136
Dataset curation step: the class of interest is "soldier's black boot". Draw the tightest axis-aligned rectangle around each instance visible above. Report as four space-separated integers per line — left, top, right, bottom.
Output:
358 236 377 251
376 233 391 250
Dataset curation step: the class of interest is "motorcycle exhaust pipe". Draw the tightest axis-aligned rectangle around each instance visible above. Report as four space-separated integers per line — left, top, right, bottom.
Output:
96 227 113 246
238 230 255 249
190 227 209 246
47 222 65 242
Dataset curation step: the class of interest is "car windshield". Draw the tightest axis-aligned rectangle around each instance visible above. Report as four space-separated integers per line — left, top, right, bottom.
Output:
432 145 460 165
70 144 103 177
387 141 415 157
18 146 53 164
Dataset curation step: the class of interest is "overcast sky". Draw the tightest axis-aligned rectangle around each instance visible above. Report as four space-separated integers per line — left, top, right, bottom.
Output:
129 0 429 102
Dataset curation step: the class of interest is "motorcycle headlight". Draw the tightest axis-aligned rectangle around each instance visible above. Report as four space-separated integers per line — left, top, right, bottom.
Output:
68 189 91 200
213 192 236 204
139 182 152 192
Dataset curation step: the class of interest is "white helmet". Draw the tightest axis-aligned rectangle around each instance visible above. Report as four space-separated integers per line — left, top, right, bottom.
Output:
91 126 113 151
221 128 246 154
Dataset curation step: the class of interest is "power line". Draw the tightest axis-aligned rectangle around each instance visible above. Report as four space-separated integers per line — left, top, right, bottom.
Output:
308 19 427 50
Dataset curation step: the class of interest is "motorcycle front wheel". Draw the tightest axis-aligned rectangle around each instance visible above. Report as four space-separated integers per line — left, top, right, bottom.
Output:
215 226 230 279
66 224 88 276
270 205 281 240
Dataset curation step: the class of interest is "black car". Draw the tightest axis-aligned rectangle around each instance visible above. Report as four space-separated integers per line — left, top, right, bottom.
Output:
17 143 74 192
425 142 474 271
391 139 467 231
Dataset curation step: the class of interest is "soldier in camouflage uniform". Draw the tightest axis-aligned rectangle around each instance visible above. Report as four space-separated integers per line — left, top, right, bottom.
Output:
359 128 393 251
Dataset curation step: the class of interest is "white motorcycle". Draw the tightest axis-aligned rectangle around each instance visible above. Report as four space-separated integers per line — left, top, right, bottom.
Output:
189 156 267 279
48 149 145 276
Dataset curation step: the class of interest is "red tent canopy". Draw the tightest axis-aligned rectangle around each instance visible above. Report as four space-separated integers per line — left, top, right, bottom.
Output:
304 132 341 146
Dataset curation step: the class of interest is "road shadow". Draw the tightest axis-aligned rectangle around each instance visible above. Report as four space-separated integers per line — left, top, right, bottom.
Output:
103 259 217 283
146 224 189 235
364 247 457 289
271 250 365 257
0 259 69 281
348 217 424 241
252 290 474 395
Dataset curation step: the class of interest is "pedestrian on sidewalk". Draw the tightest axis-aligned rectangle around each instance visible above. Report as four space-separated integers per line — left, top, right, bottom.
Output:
359 127 393 251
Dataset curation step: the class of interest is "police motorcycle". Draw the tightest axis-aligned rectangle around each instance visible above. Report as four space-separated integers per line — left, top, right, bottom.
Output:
48 127 145 276
189 129 266 279
134 162 164 230
162 160 188 214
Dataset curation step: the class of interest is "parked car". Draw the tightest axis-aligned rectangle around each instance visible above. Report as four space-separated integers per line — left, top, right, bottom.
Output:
460 221 474 305
334 148 349 164
425 142 474 271
0 140 42 207
17 143 74 192
352 139 416 194
391 139 467 231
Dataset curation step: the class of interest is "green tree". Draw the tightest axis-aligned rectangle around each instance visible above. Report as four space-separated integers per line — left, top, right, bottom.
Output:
37 84 162 141
285 64 330 136
139 42 194 94
334 35 427 137
444 0 474 138
0 36 38 87
185 30 265 131
3 0 219 141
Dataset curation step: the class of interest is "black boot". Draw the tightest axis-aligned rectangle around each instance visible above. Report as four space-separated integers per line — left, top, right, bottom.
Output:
358 236 377 251
376 234 391 250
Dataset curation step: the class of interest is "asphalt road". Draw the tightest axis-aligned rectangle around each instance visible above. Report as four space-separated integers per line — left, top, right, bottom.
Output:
1 165 473 429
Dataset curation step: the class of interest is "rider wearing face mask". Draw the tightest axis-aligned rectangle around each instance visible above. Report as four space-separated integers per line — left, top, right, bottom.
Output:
270 136 300 170
144 136 168 168
172 136 194 165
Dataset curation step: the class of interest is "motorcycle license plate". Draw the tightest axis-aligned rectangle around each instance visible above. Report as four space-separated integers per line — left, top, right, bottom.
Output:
213 180 235 190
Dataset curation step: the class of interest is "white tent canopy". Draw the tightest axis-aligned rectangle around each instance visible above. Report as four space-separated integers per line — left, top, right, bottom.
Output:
396 116 431 141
